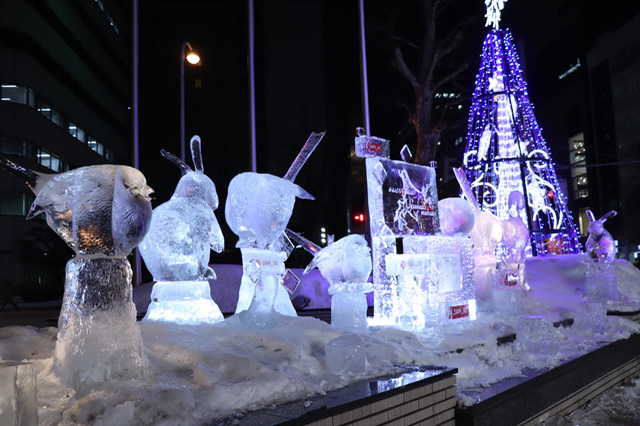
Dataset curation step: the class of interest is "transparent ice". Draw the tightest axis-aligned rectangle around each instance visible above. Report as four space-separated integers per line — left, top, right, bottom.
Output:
403 236 477 323
572 301 608 335
0 156 152 392
585 210 617 263
364 151 440 325
0 159 153 256
140 136 224 282
354 127 390 158
493 190 530 305
453 167 503 300
325 333 366 376
297 233 372 333
438 197 475 237
226 132 324 324
583 209 619 301
0 362 37 426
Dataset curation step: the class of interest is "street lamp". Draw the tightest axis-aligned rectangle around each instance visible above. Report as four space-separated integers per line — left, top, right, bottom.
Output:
180 41 200 162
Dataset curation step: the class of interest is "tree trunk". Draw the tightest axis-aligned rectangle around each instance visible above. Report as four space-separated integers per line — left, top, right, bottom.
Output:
413 92 440 165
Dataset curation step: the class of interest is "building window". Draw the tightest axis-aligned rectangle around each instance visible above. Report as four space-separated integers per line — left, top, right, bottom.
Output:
1 84 114 163
569 133 588 200
0 192 35 216
1 138 69 173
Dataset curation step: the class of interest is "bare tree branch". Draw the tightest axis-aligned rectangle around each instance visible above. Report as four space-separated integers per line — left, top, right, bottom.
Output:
392 47 419 89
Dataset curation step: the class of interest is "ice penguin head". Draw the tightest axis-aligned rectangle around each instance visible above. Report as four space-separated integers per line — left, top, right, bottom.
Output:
225 173 313 249
0 155 153 256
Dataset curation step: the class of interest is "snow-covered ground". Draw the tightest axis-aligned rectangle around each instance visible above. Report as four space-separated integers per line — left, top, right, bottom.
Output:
0 253 639 425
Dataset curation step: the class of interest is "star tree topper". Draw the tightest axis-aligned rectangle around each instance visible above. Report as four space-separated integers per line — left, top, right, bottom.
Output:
485 0 508 29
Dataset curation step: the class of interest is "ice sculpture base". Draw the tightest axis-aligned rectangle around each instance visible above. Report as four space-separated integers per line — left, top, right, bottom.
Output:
585 262 618 301
325 333 366 375
143 280 223 325
54 258 148 396
573 301 608 334
331 292 368 333
0 362 38 426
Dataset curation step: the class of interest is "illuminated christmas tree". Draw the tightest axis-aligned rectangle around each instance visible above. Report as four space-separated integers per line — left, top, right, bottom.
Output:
459 1 581 255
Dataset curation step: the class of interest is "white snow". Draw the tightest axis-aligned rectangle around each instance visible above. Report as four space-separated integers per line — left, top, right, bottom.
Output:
1 253 639 425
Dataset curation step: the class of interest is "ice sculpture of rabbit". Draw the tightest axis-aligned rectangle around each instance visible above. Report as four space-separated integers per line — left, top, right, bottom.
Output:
140 135 224 281
585 209 617 263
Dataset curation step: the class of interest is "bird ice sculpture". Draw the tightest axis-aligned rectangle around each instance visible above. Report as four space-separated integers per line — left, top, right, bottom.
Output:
139 135 225 324
226 131 324 326
0 155 152 395
288 231 372 333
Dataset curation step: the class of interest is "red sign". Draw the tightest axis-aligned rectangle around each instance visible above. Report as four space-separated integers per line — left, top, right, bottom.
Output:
448 304 469 320
503 273 518 287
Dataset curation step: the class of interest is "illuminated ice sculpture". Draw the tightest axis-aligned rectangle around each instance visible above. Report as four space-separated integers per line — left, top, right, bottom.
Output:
226 132 325 326
357 129 476 327
584 209 619 301
288 231 372 333
494 190 530 314
139 135 225 324
454 167 503 301
0 156 152 395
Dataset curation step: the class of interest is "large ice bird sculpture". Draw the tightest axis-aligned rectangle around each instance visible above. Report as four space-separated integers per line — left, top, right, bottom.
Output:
0 156 152 395
288 231 372 333
226 132 324 326
139 135 225 324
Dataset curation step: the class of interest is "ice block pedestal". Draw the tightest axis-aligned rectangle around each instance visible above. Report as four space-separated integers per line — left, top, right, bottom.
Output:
330 288 370 333
54 258 148 396
238 248 292 327
143 280 223 324
0 362 37 426
585 262 619 301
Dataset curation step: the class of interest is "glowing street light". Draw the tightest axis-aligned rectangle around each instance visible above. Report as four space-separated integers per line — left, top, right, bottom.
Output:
180 41 200 162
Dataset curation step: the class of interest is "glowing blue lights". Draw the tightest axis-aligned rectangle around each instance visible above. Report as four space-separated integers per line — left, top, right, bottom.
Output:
460 29 581 256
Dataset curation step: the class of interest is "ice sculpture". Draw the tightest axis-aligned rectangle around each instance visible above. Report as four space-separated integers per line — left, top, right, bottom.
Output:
493 191 530 312
0 156 152 395
0 362 37 426
139 135 225 324
357 130 476 327
289 231 372 333
584 210 619 301
454 168 503 301
438 197 475 237
226 132 324 326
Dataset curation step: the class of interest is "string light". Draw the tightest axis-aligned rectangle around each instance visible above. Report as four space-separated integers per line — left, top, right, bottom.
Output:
460 29 581 256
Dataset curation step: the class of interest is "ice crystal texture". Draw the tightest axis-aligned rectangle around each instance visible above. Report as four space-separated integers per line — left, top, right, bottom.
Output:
54 258 148 396
30 165 153 256
140 136 224 281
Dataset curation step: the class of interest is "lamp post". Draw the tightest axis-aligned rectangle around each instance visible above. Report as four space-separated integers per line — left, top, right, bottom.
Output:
180 41 200 162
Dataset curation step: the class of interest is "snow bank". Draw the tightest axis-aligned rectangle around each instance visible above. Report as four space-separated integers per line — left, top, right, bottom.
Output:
0 254 639 425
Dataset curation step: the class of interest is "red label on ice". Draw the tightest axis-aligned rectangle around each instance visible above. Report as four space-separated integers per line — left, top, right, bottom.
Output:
448 304 469 320
504 273 518 286
368 141 383 153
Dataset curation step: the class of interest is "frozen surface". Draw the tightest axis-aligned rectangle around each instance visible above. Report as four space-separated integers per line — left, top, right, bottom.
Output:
143 281 223 325
55 258 148 396
0 254 639 424
0 362 38 426
29 165 153 257
140 136 224 281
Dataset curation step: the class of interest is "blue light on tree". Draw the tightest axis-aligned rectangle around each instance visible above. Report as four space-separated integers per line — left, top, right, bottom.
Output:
460 28 581 256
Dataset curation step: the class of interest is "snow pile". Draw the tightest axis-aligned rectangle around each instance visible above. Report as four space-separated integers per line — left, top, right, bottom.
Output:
0 254 639 425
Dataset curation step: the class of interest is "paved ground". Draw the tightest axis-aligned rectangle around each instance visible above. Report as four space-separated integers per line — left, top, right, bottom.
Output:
0 301 61 328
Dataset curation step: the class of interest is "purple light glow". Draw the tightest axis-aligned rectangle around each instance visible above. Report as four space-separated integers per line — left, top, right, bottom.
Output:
460 29 581 256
